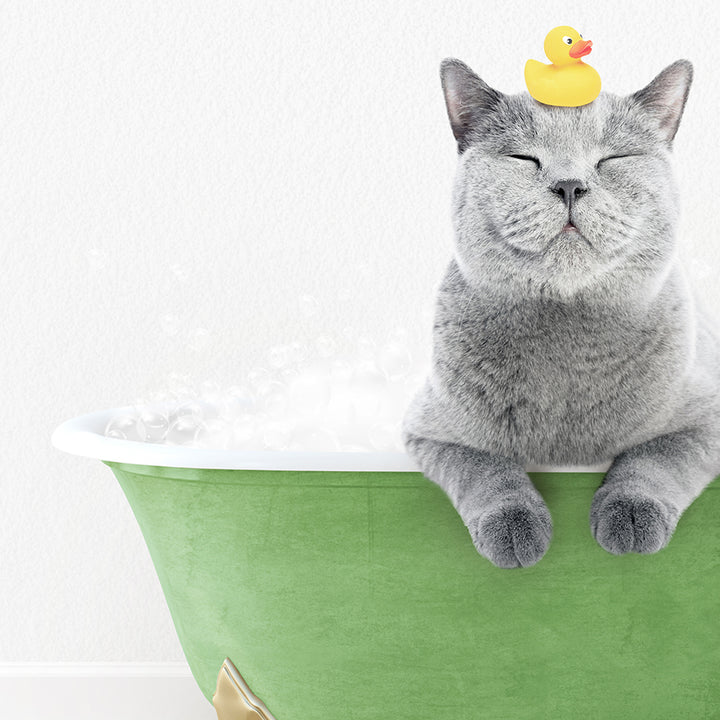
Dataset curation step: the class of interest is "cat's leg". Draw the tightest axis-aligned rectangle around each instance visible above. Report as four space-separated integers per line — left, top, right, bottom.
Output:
591 427 720 555
404 433 552 568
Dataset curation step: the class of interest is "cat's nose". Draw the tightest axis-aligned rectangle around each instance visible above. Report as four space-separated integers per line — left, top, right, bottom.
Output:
550 179 588 210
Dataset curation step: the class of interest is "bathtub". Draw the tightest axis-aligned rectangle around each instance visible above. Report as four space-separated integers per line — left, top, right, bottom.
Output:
52 406 720 719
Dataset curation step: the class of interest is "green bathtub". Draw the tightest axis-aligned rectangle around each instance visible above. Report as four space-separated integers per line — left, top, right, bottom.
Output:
53 408 720 719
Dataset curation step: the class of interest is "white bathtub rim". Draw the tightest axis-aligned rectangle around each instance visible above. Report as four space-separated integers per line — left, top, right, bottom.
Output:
52 406 612 473
51 406 417 472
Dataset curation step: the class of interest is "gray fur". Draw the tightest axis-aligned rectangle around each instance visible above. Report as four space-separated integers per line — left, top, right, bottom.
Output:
402 57 720 568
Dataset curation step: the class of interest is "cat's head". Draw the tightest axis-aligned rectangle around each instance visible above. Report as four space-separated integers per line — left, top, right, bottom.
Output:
441 58 693 300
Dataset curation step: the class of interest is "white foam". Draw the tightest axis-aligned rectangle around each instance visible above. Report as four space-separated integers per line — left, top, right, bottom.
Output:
105 330 430 453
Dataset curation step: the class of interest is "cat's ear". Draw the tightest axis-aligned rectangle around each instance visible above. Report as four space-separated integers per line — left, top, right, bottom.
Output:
440 58 504 153
628 60 693 146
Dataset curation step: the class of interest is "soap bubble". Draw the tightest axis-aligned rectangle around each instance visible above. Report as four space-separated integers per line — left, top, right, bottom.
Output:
324 392 356 429
334 416 371 446
197 400 221 421
330 357 353 383
221 385 255 418
231 414 257 447
279 366 299 385
355 334 376 361
165 373 196 400
107 318 434 452
246 367 273 396
287 368 331 419
404 371 427 396
368 421 401 451
377 381 412 422
132 397 150 412
376 340 412 380
261 419 292 450
689 257 712 280
173 399 219 423
299 294 319 318
288 425 340 452
261 382 288 418
340 325 356 344
199 380 223 405
194 418 233 449
315 334 337 358
137 411 170 443
340 441 374 453
166 415 204 445
105 413 141 441
288 341 310 366
348 366 387 423
421 299 434 321
267 344 292 369
304 356 332 374
388 326 410 345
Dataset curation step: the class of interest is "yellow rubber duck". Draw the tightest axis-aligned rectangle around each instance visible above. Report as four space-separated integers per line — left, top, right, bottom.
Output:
524 26 601 107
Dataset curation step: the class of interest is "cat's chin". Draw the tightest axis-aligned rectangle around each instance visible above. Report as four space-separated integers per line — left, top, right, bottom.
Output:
530 269 601 300
542 276 600 299
536 235 605 297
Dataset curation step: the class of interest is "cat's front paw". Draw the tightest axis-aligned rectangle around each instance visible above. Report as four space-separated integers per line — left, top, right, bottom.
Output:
590 486 679 555
467 496 552 569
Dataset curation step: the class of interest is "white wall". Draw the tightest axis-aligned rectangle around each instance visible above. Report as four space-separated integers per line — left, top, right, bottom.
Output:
0 665 214 719
1 0 718 689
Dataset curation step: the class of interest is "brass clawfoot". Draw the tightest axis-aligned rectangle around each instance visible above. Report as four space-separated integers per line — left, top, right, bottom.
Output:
213 657 277 720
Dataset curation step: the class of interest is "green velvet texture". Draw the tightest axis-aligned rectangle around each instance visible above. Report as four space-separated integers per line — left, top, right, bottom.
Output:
106 462 720 719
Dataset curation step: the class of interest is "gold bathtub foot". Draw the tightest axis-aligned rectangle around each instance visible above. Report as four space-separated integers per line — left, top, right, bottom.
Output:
213 657 277 720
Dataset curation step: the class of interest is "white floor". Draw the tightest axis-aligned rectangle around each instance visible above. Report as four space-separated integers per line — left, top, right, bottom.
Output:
0 665 217 720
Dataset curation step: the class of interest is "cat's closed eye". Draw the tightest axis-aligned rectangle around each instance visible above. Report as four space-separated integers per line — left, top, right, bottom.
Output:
596 154 643 169
507 154 541 169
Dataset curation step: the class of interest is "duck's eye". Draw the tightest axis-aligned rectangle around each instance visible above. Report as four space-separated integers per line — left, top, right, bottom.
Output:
508 154 541 169
563 36 573 45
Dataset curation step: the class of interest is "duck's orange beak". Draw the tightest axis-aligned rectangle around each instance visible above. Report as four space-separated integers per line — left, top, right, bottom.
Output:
569 39 593 58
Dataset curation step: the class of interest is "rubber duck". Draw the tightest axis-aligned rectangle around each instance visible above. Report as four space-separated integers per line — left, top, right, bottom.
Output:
524 26 601 107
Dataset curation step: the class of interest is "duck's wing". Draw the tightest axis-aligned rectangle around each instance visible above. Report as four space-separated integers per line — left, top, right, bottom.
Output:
524 59 556 94
524 59 551 88
524 59 546 73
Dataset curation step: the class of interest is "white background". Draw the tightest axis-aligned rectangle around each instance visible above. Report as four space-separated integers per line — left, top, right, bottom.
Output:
2 0 719 713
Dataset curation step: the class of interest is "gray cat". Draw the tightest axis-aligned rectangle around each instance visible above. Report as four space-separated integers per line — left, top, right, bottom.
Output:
401 57 720 569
